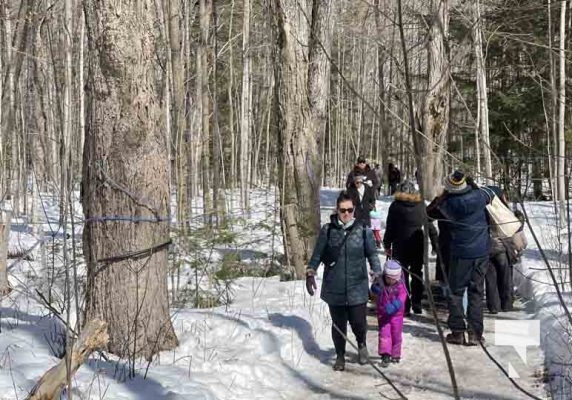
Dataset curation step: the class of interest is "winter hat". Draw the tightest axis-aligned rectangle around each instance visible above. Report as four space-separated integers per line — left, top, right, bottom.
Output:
357 156 366 163
398 180 417 194
444 170 469 193
383 259 402 279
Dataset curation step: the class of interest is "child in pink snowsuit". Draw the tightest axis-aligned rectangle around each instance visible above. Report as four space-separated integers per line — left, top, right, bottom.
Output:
369 209 382 248
372 259 407 365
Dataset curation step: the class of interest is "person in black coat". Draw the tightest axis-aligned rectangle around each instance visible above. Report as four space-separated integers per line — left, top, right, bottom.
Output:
347 175 376 227
382 180 425 314
346 156 379 190
387 163 401 195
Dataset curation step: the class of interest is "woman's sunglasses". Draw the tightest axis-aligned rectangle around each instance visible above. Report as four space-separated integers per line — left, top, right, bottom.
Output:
339 207 354 214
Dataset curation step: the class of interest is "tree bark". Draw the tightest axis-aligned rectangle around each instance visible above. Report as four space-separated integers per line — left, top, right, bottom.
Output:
239 0 252 211
0 209 11 296
82 0 178 359
417 0 450 200
557 0 567 204
473 0 491 182
274 0 333 278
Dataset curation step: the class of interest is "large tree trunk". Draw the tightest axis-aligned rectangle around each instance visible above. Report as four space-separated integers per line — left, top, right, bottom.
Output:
274 0 333 278
417 0 450 200
82 0 178 359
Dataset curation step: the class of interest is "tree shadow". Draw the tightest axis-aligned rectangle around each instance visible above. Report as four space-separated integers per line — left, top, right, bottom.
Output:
268 313 333 364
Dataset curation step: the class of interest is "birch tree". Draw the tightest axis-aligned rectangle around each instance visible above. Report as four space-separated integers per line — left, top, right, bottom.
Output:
82 0 178 358
274 0 333 278
239 0 252 211
557 0 566 204
473 0 492 183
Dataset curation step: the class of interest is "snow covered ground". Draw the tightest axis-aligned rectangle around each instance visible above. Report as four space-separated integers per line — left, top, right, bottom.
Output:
0 188 564 399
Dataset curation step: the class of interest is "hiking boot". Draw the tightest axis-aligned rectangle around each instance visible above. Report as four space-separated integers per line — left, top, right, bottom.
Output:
446 331 466 345
412 304 422 314
466 332 485 346
380 354 391 368
390 356 400 363
333 354 345 371
358 343 369 365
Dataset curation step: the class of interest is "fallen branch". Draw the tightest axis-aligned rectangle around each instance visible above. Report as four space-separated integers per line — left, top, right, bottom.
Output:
26 319 108 400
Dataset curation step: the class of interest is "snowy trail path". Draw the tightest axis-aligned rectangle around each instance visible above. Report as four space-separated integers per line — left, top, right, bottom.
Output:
0 190 549 399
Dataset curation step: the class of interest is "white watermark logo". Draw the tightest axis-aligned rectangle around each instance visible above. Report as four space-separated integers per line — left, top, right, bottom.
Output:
494 320 540 378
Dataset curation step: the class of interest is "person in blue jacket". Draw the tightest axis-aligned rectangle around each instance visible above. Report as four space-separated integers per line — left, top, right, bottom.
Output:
427 170 490 346
305 190 382 371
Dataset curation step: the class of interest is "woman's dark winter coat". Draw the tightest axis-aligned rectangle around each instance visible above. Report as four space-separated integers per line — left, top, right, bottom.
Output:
308 216 382 306
383 192 425 263
347 184 376 227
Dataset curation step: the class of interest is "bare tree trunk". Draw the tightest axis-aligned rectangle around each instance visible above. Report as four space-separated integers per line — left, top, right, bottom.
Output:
548 0 557 203
274 0 333 278
239 0 252 211
558 0 567 204
417 0 450 200
82 0 178 359
198 0 213 225
228 0 236 189
0 209 11 296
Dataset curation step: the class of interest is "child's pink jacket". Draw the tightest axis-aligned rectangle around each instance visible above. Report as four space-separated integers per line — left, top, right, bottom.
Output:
376 278 407 358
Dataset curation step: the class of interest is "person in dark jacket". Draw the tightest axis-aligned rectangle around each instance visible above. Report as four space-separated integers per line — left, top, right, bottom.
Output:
429 170 491 346
383 180 425 314
347 175 376 227
427 196 453 288
306 191 382 371
346 156 379 190
387 163 401 195
374 163 384 198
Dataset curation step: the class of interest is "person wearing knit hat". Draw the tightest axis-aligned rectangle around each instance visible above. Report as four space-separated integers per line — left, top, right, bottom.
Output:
373 258 407 367
426 170 491 346
443 170 470 194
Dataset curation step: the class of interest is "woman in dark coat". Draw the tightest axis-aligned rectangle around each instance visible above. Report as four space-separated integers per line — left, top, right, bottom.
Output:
383 181 426 314
347 175 376 227
305 191 382 371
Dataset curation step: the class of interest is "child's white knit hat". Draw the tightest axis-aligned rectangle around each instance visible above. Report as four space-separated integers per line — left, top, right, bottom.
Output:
383 259 402 279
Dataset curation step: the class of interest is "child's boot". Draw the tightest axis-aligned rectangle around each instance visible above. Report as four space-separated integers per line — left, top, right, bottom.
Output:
380 354 391 368
390 356 400 363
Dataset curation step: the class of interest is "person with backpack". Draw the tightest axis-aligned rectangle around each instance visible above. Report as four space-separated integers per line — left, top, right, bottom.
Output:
382 180 425 315
483 186 527 313
305 191 382 371
427 170 491 346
